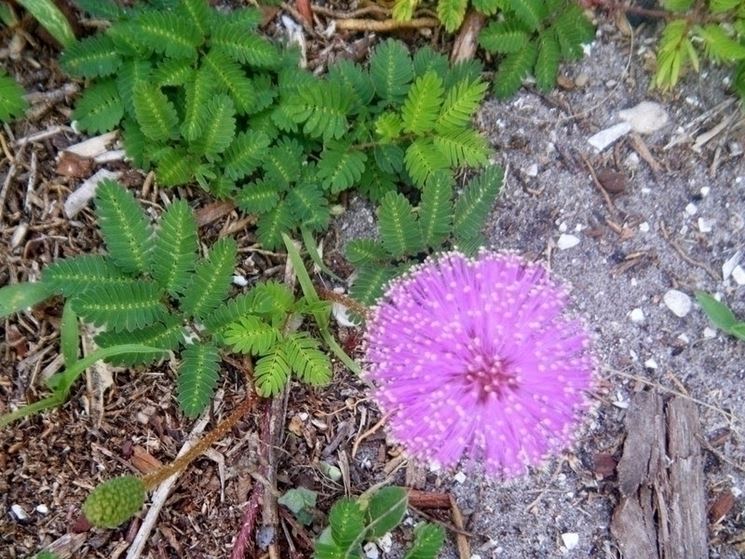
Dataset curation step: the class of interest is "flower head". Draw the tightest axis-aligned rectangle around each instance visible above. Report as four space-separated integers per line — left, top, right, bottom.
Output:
364 251 594 477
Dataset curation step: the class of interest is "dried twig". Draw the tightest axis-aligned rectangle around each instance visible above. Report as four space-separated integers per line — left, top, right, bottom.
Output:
335 17 439 31
450 10 485 63
449 494 470 559
578 151 618 218
658 221 719 280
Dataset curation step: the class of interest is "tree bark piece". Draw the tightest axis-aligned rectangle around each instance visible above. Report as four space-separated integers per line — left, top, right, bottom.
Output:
611 391 708 559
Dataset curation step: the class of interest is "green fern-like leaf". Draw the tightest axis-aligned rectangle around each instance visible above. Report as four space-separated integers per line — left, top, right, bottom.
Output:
61 35 121 78
121 118 152 168
236 180 281 214
438 0 468 33
181 67 216 142
328 499 366 549
493 42 538 98
96 180 153 275
709 0 741 12
370 39 414 105
151 200 198 295
254 344 291 396
378 192 422 258
472 0 506 15
153 58 194 87
374 144 405 175
127 10 203 58
317 147 367 193
262 138 303 188
73 282 167 332
350 265 397 305
359 165 398 202
202 49 256 114
700 23 745 61
0 71 27 122
453 166 503 241
210 24 280 68
413 46 450 80
535 33 561 91
655 20 690 89
401 71 444 135
404 139 449 187
194 94 236 156
286 183 330 232
507 0 547 30
72 79 124 133
154 147 199 187
256 201 294 250
345 239 387 266
224 315 280 354
284 333 331 386
178 342 220 417
479 21 530 53
375 112 404 142
662 0 695 11
223 130 271 180
392 0 419 21
116 59 153 116
435 78 488 134
74 0 124 19
553 5 594 60
403 524 445 559
133 83 179 141
204 281 295 335
433 129 490 167
178 0 211 37
327 59 375 108
180 238 237 320
43 255 138 296
418 171 453 247
95 314 185 365
286 80 351 143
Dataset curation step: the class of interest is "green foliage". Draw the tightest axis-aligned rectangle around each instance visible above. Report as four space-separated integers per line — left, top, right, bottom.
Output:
653 0 745 98
314 486 444 559
17 0 75 47
348 167 503 305
696 291 745 341
480 0 594 98
278 487 317 525
0 70 27 123
82 475 146 529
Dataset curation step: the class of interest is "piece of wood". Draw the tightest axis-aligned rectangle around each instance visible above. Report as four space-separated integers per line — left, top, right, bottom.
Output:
611 391 708 559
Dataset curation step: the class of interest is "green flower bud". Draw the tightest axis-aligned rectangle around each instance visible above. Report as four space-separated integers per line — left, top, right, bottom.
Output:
83 475 146 529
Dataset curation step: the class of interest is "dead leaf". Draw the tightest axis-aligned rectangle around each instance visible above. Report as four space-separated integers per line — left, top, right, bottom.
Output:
131 445 163 475
56 152 93 178
709 491 735 523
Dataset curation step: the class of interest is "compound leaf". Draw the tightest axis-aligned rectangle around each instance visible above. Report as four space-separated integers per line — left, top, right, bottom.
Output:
151 200 198 295
178 341 220 417
180 238 237 320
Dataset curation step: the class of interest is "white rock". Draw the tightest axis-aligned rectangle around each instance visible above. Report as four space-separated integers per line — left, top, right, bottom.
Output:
559 222 568 233
639 222 650 233
557 234 581 250
700 186 710 197
618 101 669 134
732 266 745 286
454 471 467 484
232 275 248 287
697 218 714 233
561 532 580 551
332 302 357 328
677 333 690 344
377 533 393 554
35 504 49 514
525 163 539 177
624 152 640 171
64 131 118 158
664 290 692 318
704 327 718 339
722 252 742 280
11 504 28 521
685 203 698 216
644 358 658 370
588 122 632 152
629 308 645 323
363 542 380 559
64 169 121 218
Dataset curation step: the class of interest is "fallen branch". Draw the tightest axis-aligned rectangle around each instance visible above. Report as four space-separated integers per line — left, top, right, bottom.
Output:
335 17 439 31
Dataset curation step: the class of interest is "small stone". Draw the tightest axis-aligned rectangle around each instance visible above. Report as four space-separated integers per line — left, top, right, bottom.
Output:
700 186 710 197
664 289 692 318
454 471 467 484
685 203 697 216
729 141 743 157
363 542 380 559
639 222 650 233
588 122 632 152
618 101 669 134
377 533 393 554
575 73 589 87
561 532 579 551
35 504 49 514
722 252 742 280
525 163 539 177
11 504 29 521
624 152 640 171
629 308 645 323
232 275 248 287
558 222 568 233
557 234 580 250
697 218 714 233
704 327 717 339
677 333 690 344
644 358 658 369
732 266 745 286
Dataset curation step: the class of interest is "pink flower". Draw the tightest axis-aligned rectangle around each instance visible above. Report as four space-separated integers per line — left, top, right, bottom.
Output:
364 251 594 477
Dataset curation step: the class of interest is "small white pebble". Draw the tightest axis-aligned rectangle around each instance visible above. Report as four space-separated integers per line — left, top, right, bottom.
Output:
298 412 309 421
470 555 483 559
732 486 743 497
363 542 380 559
664 289 692 318
454 471 467 484
377 533 393 554
557 234 580 250
700 186 710 197
35 504 49 514
561 532 579 551
639 222 650 233
232 275 248 287
11 504 29 521
525 163 539 177
697 218 714 233
732 266 745 286
677 333 690 344
722 252 742 280
703 327 718 339
629 308 645 323
559 222 568 233
644 358 658 369
685 203 698 216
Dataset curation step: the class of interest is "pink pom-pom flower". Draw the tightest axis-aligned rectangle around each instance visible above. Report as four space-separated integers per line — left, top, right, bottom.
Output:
364 251 594 477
